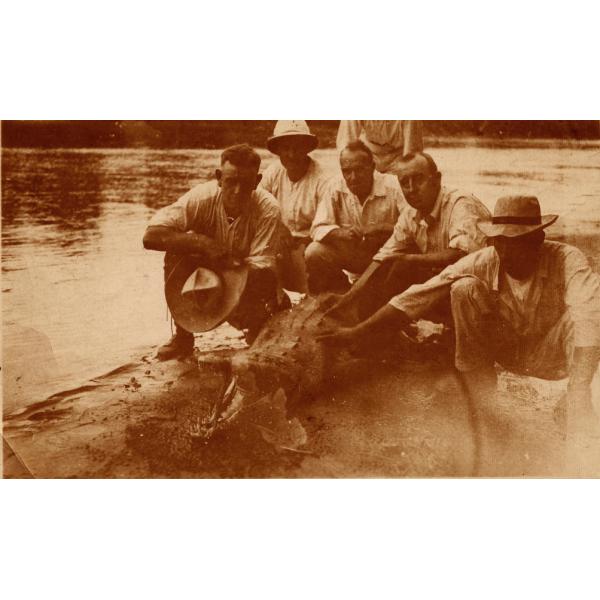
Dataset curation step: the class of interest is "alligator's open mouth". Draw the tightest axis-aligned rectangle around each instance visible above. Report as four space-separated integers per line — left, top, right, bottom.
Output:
188 362 261 441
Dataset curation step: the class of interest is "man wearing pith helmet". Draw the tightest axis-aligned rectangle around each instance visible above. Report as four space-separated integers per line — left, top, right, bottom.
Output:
261 120 330 292
318 195 600 440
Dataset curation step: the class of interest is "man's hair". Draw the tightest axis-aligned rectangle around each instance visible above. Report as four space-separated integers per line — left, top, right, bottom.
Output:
402 151 439 175
341 139 374 164
221 144 261 171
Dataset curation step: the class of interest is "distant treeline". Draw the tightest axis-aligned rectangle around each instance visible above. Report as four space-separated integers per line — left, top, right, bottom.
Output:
2 120 599 149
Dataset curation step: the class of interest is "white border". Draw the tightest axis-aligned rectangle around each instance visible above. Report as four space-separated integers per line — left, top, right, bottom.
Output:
2 2 599 599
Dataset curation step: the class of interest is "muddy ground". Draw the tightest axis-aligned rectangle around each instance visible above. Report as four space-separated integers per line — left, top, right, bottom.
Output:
4 341 599 478
3 226 600 478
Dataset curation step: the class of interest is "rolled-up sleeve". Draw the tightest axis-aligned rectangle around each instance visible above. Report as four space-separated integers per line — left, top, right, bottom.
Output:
564 248 600 347
245 207 281 271
389 251 482 319
447 197 490 254
148 186 207 232
310 189 341 242
373 209 414 261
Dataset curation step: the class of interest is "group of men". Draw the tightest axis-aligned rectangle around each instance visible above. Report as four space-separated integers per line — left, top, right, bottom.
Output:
143 120 600 436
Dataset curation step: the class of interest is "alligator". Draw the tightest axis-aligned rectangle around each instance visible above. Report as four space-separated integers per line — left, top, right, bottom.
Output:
190 294 449 447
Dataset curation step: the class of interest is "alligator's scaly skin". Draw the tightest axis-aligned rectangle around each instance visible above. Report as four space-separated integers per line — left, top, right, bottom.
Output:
230 295 328 400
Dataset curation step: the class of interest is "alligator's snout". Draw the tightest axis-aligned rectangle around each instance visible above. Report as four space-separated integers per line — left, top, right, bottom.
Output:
190 356 261 441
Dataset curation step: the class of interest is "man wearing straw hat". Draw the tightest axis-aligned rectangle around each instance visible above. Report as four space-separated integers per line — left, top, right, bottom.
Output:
260 120 330 292
318 195 600 435
143 144 286 360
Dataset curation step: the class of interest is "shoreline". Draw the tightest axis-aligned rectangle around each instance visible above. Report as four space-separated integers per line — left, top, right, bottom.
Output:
3 136 600 153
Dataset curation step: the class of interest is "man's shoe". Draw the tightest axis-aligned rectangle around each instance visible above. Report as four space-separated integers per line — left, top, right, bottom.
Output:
156 330 195 361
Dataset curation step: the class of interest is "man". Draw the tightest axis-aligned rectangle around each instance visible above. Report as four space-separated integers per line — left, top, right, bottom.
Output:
143 144 284 360
260 120 330 292
319 195 600 436
336 120 423 174
305 140 403 295
326 152 491 320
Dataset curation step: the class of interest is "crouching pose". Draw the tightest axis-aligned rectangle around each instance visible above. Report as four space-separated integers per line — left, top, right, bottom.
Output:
260 120 330 292
319 195 600 437
305 140 403 294
326 152 490 321
143 144 286 360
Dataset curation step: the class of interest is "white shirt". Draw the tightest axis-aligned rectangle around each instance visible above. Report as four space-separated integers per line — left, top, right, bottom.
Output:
260 157 330 239
149 180 281 271
336 120 423 173
310 172 404 242
389 241 600 348
374 187 491 261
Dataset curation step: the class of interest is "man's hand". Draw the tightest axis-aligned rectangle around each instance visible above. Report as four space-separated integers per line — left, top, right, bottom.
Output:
363 229 392 251
326 228 360 244
200 239 235 269
316 324 359 346
317 292 344 312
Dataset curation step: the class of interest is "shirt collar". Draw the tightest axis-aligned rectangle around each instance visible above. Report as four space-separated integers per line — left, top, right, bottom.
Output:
342 171 388 204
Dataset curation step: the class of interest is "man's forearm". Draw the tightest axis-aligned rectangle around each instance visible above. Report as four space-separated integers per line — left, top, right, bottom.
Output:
568 347 600 391
353 303 411 339
407 248 465 268
143 226 222 257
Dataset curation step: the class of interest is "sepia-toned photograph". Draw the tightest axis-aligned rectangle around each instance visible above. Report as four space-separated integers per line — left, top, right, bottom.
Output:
2 119 600 478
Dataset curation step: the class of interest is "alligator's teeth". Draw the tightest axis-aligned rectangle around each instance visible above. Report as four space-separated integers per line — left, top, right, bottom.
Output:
219 384 246 423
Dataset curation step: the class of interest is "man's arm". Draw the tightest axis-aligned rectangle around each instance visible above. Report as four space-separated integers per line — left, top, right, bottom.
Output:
402 121 424 155
399 248 466 268
143 226 231 266
326 249 465 315
245 206 281 271
318 303 412 346
310 186 356 242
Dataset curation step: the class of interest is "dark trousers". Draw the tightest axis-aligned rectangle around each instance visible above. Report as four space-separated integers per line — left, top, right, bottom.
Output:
304 237 384 295
356 259 446 321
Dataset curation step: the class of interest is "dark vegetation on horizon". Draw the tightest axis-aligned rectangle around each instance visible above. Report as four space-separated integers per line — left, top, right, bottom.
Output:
2 120 599 149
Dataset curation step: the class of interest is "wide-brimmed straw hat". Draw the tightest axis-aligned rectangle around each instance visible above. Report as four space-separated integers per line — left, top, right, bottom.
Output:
165 258 248 332
477 195 558 238
267 120 318 154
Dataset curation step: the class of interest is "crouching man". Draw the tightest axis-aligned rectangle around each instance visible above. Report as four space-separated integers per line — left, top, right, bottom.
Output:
305 140 403 294
143 144 285 360
319 196 600 448
260 120 330 292
326 151 491 320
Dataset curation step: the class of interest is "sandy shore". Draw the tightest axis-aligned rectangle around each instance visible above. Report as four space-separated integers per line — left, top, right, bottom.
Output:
4 335 599 478
4 218 600 478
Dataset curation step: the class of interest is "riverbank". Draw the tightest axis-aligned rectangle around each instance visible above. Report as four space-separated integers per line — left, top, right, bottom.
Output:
3 142 600 477
4 331 599 478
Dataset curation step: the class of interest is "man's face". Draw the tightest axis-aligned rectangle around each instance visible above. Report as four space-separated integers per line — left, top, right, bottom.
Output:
398 155 441 213
493 230 545 280
276 137 310 172
340 149 374 199
216 161 261 219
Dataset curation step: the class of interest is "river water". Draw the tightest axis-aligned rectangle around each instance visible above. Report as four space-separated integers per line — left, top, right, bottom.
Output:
2 143 600 412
